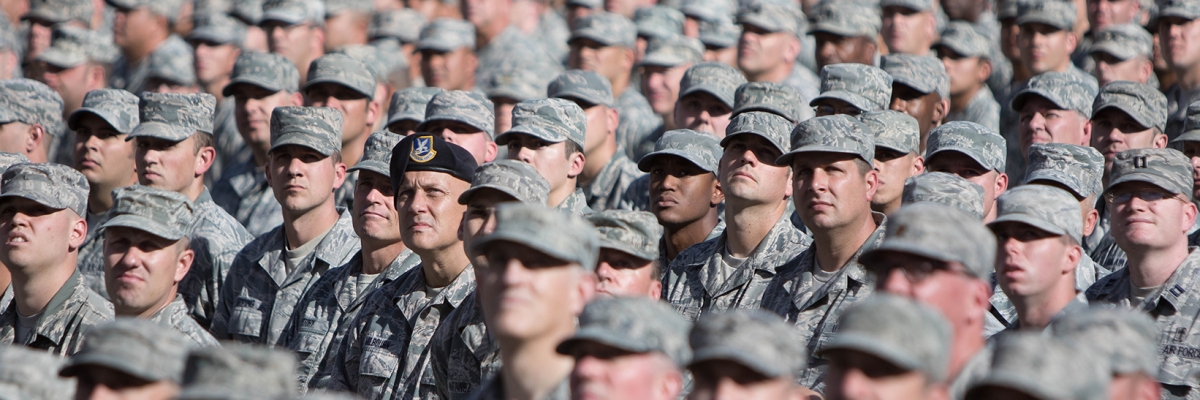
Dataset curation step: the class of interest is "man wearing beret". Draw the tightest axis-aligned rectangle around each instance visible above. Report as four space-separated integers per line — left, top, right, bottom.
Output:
211 106 361 346
0 163 113 356
687 310 816 399
59 319 193 398
329 133 478 399
589 210 665 298
303 53 383 210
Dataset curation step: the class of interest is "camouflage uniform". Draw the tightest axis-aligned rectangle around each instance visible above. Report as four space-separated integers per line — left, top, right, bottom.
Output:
582 149 644 211
303 54 377 211
210 107 362 346
189 12 251 184
1162 0 1200 138
386 87 444 132
0 164 113 356
112 35 192 94
475 25 561 95
35 26 119 165
902 171 986 218
935 21 1000 132
686 310 807 391
808 1 881 56
59 318 193 389
0 78 63 164
1050 307 1160 382
178 343 300 399
0 152 27 312
498 96 598 215
810 64 893 113
629 35 705 161
25 0 92 28
818 294 953 384
735 0 818 101
0 345 75 399
964 332 1109 400
152 295 220 348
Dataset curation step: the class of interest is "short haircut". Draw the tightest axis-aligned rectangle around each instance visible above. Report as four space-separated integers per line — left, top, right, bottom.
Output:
192 131 215 152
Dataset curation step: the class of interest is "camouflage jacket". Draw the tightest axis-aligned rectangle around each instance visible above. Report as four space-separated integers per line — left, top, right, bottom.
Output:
1086 200 1128 275
180 189 254 328
150 294 220 348
0 270 114 356
1002 295 1089 332
208 98 250 187
1166 83 1200 139
662 212 811 321
430 291 502 400
328 265 477 400
1086 248 1200 397
463 373 570 400
210 209 360 346
110 35 191 93
555 188 593 215
280 249 420 392
77 210 112 298
946 85 1000 134
986 253 1102 337
616 174 651 212
615 89 662 162
658 219 726 269
761 213 886 390
212 159 285 237
582 150 645 212
475 26 562 92
783 63 820 107
333 170 358 211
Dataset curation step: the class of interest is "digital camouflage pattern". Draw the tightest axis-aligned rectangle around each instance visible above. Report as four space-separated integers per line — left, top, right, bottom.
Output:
371 9 425 43
809 1 881 38
333 45 391 84
179 189 254 328
418 90 495 139
458 159 551 206
473 203 601 270
925 121 1008 172
100 185 194 241
860 110 920 155
0 162 89 216
269 106 344 156
324 0 371 16
496 98 588 149
0 79 64 138
723 111 793 154
67 89 139 134
736 0 802 34
0 270 114 356
348 130 403 177
810 64 893 113
881 54 950 99
688 309 806 378
0 153 27 175
733 81 812 123
966 333 1108 400
482 59 553 103
59 318 192 383
1023 143 1105 199
582 145 645 211
177 343 300 400
130 92 215 142
548 69 615 107
616 83 662 162
638 129 722 173
416 18 475 52
570 12 636 48
150 295 220 347
223 51 301 96
588 210 663 261
1089 24 1153 61
0 345 74 400
260 0 324 26
1160 0 1200 19
388 87 446 127
112 35 191 94
820 293 953 381
779 114 874 166
991 185 1083 243
1107 148 1193 200
557 296 691 366
211 159 284 236
862 202 997 279
146 43 197 85
1011 71 1098 117
699 16 740 49
25 0 92 25
640 35 704 68
35 25 118 69
429 291 501 400
678 62 746 108
1015 0 1076 30
1094 81 1168 132
935 21 992 60
108 0 185 21
1050 307 1159 377
680 0 735 24
633 6 684 40
189 11 247 45
902 171 986 219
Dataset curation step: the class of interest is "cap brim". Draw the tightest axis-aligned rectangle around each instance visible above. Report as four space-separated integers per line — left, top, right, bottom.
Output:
0 192 67 212
1105 172 1186 196
892 78 935 96
188 28 239 45
637 150 714 173
301 78 374 99
810 91 875 113
1016 15 1071 31
556 328 657 357
260 11 305 26
1087 43 1138 61
415 41 459 53
35 48 87 69
688 347 788 379
1171 131 1200 144
861 246 983 278
68 108 131 134
551 90 609 108
965 374 1058 400
809 23 869 38
386 113 423 127
777 146 866 166
127 122 194 142
269 134 335 156
1159 7 1200 20
222 78 286 97
347 159 390 177
987 214 1071 239
1023 170 1089 198
737 15 789 34
416 117 489 137
457 184 522 205
473 234 581 266
1093 103 1157 131
100 214 186 241
569 32 625 48
680 86 735 109
816 335 924 374
720 131 787 155
640 54 690 68
59 354 167 382
495 127 569 147
925 147 998 172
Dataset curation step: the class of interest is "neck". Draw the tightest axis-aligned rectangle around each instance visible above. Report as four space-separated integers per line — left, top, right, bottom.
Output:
548 180 578 208
88 176 135 214
871 198 902 216
948 324 986 381
342 133 369 168
124 35 169 65
360 238 408 275
1158 69 1178 90
724 199 788 257
609 73 631 98
745 62 792 84
949 84 982 114
660 111 678 131
181 180 206 202
497 331 576 400
10 259 76 317
120 288 177 318
415 243 471 287
983 203 997 223
1126 243 1191 288
812 211 877 273
1012 279 1077 330
1176 63 1200 91
0 264 8 293
581 138 617 183
664 211 721 261
203 76 231 103
283 204 341 250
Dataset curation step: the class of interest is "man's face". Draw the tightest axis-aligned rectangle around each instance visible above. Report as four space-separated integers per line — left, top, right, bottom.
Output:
266 145 344 214
889 84 943 142
144 78 200 94
938 51 990 97
688 360 797 400
1092 53 1151 86
648 157 722 228
603 0 641 18
0 122 30 156
882 7 934 55
871 148 921 212
570 39 631 84
1018 23 1075 74
737 25 791 75
103 226 189 316
493 97 517 135
395 170 470 252
1090 108 1162 174
873 252 986 335
305 83 374 146
409 0 442 19
642 64 689 115
705 45 739 67
136 136 201 194
460 189 514 249
352 170 402 242
1000 20 1022 62
991 222 1075 300
193 41 240 85
568 342 681 400
324 11 367 50
1160 17 1200 71
73 365 180 400
814 98 864 117
718 134 792 205
824 350 934 400
1088 0 1139 31
421 48 477 91
581 103 614 153
423 120 497 164
792 152 876 230
1178 141 1200 200
73 115 136 192
925 151 1005 217
595 248 658 298
1108 181 1197 252
113 7 160 50
0 198 81 272
674 92 732 136
478 241 590 340
263 21 320 69
463 0 504 28
232 85 298 152
40 63 93 111
1018 97 1090 156
506 134 574 193
815 32 875 70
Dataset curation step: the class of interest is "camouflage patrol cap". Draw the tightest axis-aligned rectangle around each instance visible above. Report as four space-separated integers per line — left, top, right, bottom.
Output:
881 54 950 99
934 21 992 60
0 79 64 137
107 0 184 20
1158 0 1200 20
639 129 722 173
633 6 685 40
880 0 933 11
809 1 881 38
860 110 919 155
811 64 893 113
778 114 874 166
25 0 92 25
990 185 1083 242
100 186 196 241
223 52 300 96
1092 81 1167 132
0 345 74 400
483 61 552 103
1106 148 1194 201
678 62 746 109
145 45 197 87
1050 307 1159 377
862 202 997 279
68 89 140 134
901 172 986 219
471 203 601 270
587 210 664 261
680 0 736 23
347 131 403 177
1016 0 1076 30
819 294 952 381
1023 143 1105 199
189 11 247 45
260 0 325 27
458 159 549 205
302 53 375 99
640 35 704 68
736 0 802 34
732 82 809 123
177 344 299 400
723 111 794 155
59 318 192 383
688 310 806 378
36 25 119 69
417 90 496 139
925 121 1007 172
416 18 476 52
557 297 691 366
0 153 28 178
548 69 615 108
387 87 445 127
0 163 89 216
333 44 390 84
570 12 637 48
1011 72 1098 117
324 0 372 16
966 333 1109 400
567 0 601 8
498 98 588 149
390 133 477 187
699 17 741 48
231 0 262 24
1089 24 1153 61
129 92 215 142
1176 100 1200 143
370 9 426 43
269 106 343 156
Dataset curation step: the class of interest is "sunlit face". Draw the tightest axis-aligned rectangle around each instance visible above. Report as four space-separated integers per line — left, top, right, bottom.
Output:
1092 53 1152 86
824 350 936 400
991 222 1076 300
263 21 320 71
0 197 84 274
938 50 990 97
925 151 1006 218
1018 23 1076 74
1108 181 1197 252
40 62 94 112
889 84 944 146
567 342 682 400
737 25 794 76
688 360 798 400
648 156 722 228
420 47 478 91
815 32 876 70
352 170 402 243
1090 108 1162 175
595 248 658 299
674 92 733 137
192 40 241 85
305 83 375 146
882 7 935 55
478 241 591 340
113 7 161 50
719 134 792 206
103 226 190 317
394 170 471 253
1017 97 1090 157
424 119 497 164
73 115 136 193
870 148 922 213
791 153 877 231
872 252 987 335
505 134 574 192
570 38 632 85
1088 0 1140 31
459 189 515 256
265 145 345 215
231 85 298 153
1160 17 1200 71
642 64 690 115
135 135 202 194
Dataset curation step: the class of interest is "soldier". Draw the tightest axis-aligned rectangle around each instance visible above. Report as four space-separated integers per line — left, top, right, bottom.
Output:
416 90 498 165
260 0 326 84
964 332 1109 400
900 171 987 219
632 6 684 63
935 21 1001 134
482 57 553 135
108 0 192 93
617 129 723 254
557 297 690 400
809 1 880 70
0 25 18 82
687 310 815 399
0 345 75 399
464 203 599 399
735 0 818 103
882 54 951 151
177 343 300 399
674 62 745 137
188 12 249 183
1011 71 1097 163
732 81 812 124
386 87 445 136
1050 307 1163 400
636 35 703 160
662 112 809 321
323 0 371 52
302 53 382 209
466 0 561 92
588 210 664 298
0 152 27 312
924 121 1010 222
1089 24 1155 86
417 19 478 91
861 110 925 216
0 163 113 356
881 0 937 56
700 15 740 68
541 70 606 213
370 9 425 88
58 319 191 398
211 106 360 346
810 63 893 118
35 26 118 119
1172 101 1200 204
1161 0 1200 138
0 78 62 163
821 294 953 400
1015 1 1095 84
22 0 91 64
141 40 198 93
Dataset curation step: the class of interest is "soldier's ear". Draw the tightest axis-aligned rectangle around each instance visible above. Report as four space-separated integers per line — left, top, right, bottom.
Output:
175 248 195 284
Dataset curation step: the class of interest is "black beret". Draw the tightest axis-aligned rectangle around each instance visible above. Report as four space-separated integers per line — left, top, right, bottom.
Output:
389 133 477 190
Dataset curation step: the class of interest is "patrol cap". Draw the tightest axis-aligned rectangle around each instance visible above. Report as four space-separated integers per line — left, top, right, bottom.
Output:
470 203 601 271
736 0 802 34
177 344 299 400
259 0 324 27
1016 0 1076 31
370 9 426 43
1092 81 1167 132
268 106 343 156
818 294 952 381
0 345 74 400
548 69 615 108
1023 143 1105 199
59 318 192 383
1011 71 1098 117
588 210 663 261
387 87 445 127
416 18 476 52
688 310 806 378
128 92 215 142
638 129 722 173
925 121 1007 172
809 1 881 38
324 0 371 16
36 25 119 69
330 44 391 84
732 82 810 123
231 0 262 24
223 51 300 97
1161 0 1200 19
483 59 553 103
0 153 29 177
862 202 997 279
557 297 691 366
901 172 986 219
347 131 403 177
860 110 919 155
640 35 704 68
678 62 746 109
457 159 549 205
188 11 247 45
680 0 736 23
100 186 196 241
145 45 197 87
0 79 64 137
722 111 794 156
1089 24 1153 61
302 53 375 99
497 98 587 150
997 0 1026 20
633 6 685 40
966 333 1109 400
570 12 637 48
25 0 92 25
880 0 933 12
1175 100 1200 144
699 17 741 49
67 89 140 134
1050 307 1159 377
811 63 893 113
107 0 184 21
881 54 950 99
389 133 478 189
778 114 874 166
0 163 89 217
567 0 601 9
1105 148 1194 201
990 185 1083 243
418 90 496 139
934 21 993 60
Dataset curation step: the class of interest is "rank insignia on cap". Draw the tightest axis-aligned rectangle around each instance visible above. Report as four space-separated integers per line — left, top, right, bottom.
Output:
411 135 436 162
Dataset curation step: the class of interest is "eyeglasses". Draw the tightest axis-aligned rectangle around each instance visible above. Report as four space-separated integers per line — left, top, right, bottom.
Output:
868 259 971 283
1105 188 1180 204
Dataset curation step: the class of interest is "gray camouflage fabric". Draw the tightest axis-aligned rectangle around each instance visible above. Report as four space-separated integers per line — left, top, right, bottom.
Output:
496 98 587 149
68 88 139 134
1094 81 1168 132
472 203 601 270
212 160 284 236
680 0 735 24
991 185 1083 243
348 131 403 177
100 185 194 241
1161 0 1200 19
129 92 216 142
59 317 191 383
966 333 1109 400
819 293 953 381
259 0 324 26
548 69 615 107
946 85 1000 134
640 35 704 68
688 309 806 378
144 41 197 86
1015 0 1076 31
1050 306 1159 377
778 114 875 165
416 18 475 52
699 16 740 49
418 91 495 139
107 0 184 21
111 35 191 94
570 12 636 48
0 153 26 175
429 291 499 400
324 0 370 15
583 148 645 211
270 106 343 156
925 121 1008 172
1011 71 1098 118
724 111 793 154
901 172 986 218
474 27 562 97
0 79 64 138
179 189 255 328
616 84 663 162
860 110 919 154
177 343 300 400
463 375 569 400
189 11 247 45
634 6 684 40
1023 143 1105 199
1106 148 1193 200
0 270 113 356
1175 100 1200 143
0 345 74 400
0 162 89 216
371 9 425 43
678 62 746 108
557 297 691 365
811 64 893 113
481 58 553 103
881 54 949 99
458 159 550 206
638 128 722 173
734 81 812 123
862 202 997 279
35 25 118 69
333 45 391 84
556 188 594 215
223 51 301 96
588 210 663 261
304 53 375 99
1089 24 1153 61
809 1 880 38
1164 79 1200 139
935 21 992 60
150 295 220 347
737 0 803 34
388 87 446 127
26 0 92 25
